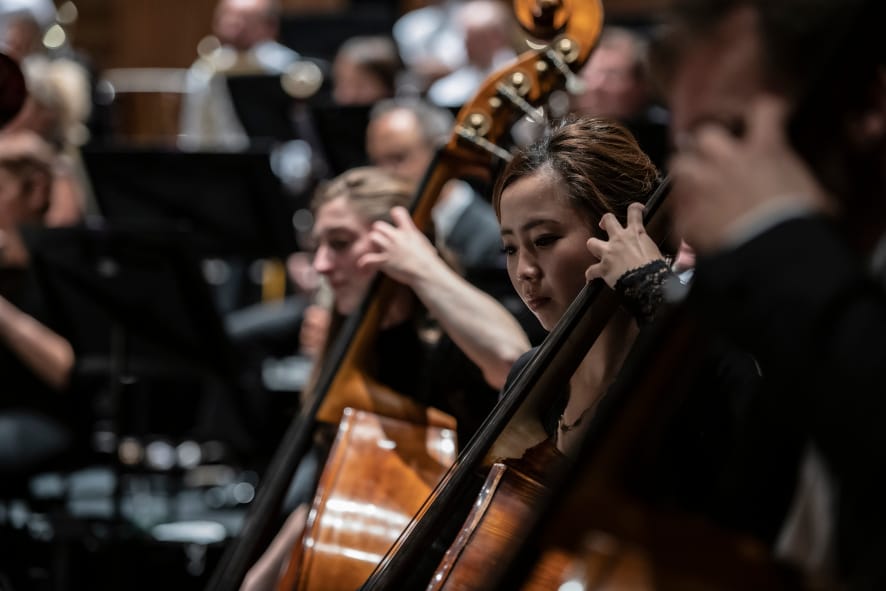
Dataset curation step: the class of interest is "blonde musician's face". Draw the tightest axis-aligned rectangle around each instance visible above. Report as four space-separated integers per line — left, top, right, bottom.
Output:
499 169 596 332
312 196 376 314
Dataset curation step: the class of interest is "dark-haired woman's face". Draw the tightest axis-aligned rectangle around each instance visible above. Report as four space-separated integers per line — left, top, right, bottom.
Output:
499 170 596 331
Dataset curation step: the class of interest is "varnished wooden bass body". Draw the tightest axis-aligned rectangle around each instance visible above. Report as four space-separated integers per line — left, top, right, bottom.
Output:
278 408 457 591
427 441 562 591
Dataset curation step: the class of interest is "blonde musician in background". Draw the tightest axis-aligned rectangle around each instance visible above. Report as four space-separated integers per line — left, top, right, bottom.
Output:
241 166 529 590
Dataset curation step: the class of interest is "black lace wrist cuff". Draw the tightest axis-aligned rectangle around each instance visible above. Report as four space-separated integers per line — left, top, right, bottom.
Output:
615 259 670 326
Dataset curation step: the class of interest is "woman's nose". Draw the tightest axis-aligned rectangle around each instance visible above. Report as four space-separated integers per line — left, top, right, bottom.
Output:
517 253 540 282
313 245 333 274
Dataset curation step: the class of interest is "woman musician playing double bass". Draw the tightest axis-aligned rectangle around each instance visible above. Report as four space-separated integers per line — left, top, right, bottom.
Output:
360 112 776 590
496 114 762 475
479 114 774 589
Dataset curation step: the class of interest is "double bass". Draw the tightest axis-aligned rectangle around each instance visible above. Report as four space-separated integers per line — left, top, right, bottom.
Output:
362 161 806 590
358 175 672 591
205 1 601 589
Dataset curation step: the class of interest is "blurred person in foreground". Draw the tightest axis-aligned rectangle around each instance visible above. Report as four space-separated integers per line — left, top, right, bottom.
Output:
654 0 886 587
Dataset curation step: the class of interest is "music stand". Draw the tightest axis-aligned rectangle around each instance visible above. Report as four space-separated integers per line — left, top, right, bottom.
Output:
307 103 372 176
624 117 670 171
226 74 299 145
226 62 333 146
81 146 300 258
24 224 254 452
278 8 396 63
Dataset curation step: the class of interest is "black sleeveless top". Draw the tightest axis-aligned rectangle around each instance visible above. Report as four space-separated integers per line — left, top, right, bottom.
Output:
373 318 499 445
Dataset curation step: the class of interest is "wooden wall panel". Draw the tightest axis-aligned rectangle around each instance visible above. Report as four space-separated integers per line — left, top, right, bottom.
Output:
69 0 210 69
106 0 214 68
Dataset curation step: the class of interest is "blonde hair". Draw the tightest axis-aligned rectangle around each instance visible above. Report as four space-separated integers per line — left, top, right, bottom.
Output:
21 56 92 148
311 166 414 224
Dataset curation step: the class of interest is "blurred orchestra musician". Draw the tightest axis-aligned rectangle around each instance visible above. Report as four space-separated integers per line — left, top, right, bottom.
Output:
0 6 93 224
365 97 503 272
426 0 518 108
329 34 402 107
179 0 299 151
0 129 76 473
392 0 471 94
571 25 670 169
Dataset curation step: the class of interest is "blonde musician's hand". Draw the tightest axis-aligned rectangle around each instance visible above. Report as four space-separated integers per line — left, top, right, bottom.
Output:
358 206 441 286
299 304 330 359
585 202 665 288
669 95 831 254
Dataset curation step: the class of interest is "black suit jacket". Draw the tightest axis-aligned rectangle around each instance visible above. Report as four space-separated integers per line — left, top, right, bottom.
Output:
691 216 886 589
443 192 504 271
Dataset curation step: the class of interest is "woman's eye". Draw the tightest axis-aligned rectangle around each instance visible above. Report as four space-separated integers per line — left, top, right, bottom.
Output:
534 234 559 248
328 239 351 251
501 244 516 256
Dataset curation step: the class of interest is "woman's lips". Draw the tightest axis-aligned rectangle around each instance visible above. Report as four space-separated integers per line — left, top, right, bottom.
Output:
525 296 550 311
